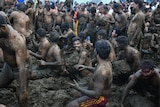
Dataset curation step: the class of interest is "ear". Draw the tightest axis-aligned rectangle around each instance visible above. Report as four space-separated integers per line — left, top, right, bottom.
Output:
0 24 9 36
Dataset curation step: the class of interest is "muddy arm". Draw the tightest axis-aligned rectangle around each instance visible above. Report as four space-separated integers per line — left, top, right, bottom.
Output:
121 72 140 106
16 50 28 107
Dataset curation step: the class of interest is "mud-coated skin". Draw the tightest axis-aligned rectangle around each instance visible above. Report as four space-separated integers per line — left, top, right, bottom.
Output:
0 24 31 107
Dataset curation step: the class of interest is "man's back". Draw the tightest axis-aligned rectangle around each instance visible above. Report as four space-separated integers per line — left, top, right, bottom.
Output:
9 11 32 38
91 61 112 95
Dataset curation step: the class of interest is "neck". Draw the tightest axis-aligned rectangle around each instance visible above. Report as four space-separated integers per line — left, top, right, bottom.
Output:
97 56 107 64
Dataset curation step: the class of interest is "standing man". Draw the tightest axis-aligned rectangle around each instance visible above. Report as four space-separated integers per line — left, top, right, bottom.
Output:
0 15 31 107
113 3 127 36
67 40 112 107
127 0 145 49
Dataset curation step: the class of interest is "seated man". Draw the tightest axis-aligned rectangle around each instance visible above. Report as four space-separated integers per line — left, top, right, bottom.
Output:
62 36 91 79
121 60 160 107
67 40 112 107
116 36 141 73
29 28 51 60
31 31 62 79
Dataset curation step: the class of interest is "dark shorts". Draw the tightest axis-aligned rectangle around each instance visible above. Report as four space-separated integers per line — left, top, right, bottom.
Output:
80 96 108 107
0 63 31 87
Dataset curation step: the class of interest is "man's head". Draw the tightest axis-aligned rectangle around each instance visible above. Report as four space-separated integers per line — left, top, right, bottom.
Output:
112 28 120 37
36 28 46 39
113 3 121 13
72 36 82 51
27 0 34 8
96 29 107 40
116 36 128 49
140 60 155 77
0 15 7 27
0 15 8 38
17 3 26 12
133 0 143 10
49 31 59 43
60 22 69 34
95 40 110 60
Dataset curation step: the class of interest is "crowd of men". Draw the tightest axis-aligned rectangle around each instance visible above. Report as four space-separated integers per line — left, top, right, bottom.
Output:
0 0 159 107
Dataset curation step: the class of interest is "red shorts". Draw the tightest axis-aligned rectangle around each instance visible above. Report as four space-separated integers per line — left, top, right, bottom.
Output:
80 96 108 107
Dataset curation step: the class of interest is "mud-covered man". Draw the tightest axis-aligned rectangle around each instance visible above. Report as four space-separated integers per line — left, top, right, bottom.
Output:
67 40 112 107
121 60 160 107
0 15 31 107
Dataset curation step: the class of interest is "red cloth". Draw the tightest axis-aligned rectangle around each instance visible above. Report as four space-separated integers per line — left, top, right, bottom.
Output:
80 96 108 107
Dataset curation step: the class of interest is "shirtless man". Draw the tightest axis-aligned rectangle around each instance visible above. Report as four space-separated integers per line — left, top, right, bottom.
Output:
67 40 112 107
83 6 98 45
29 28 50 60
116 36 140 73
121 60 160 107
35 1 44 30
0 15 31 107
3 0 16 13
72 37 91 77
127 0 145 49
98 5 115 37
9 3 32 41
112 3 127 36
25 0 35 31
43 3 55 33
31 31 62 79
77 3 89 33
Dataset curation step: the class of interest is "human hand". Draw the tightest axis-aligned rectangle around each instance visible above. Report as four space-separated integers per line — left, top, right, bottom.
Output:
19 90 28 106
37 60 45 65
77 65 86 71
68 79 79 89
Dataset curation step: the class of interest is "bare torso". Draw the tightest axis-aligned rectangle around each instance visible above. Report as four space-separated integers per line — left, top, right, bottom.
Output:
44 8 54 23
9 11 32 38
88 61 112 96
0 25 30 67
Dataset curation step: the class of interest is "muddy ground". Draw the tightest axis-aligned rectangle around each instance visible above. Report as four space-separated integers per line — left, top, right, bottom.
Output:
0 60 157 107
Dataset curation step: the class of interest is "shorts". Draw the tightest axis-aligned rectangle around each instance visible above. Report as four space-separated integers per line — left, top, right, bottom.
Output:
80 96 108 107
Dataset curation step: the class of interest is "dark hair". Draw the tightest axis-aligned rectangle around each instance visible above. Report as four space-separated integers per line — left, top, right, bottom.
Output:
78 32 85 42
113 27 120 36
36 28 46 37
96 29 107 39
72 36 80 43
0 15 7 26
17 3 26 12
67 33 76 42
27 0 34 4
140 60 154 70
134 0 143 9
90 6 96 15
113 3 121 9
116 36 128 46
60 22 69 30
95 40 110 60
49 31 59 43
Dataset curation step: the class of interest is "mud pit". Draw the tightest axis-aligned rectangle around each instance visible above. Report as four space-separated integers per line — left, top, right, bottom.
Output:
0 60 156 107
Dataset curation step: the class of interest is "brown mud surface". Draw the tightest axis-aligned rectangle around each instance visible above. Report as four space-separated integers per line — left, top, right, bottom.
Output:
0 60 156 107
